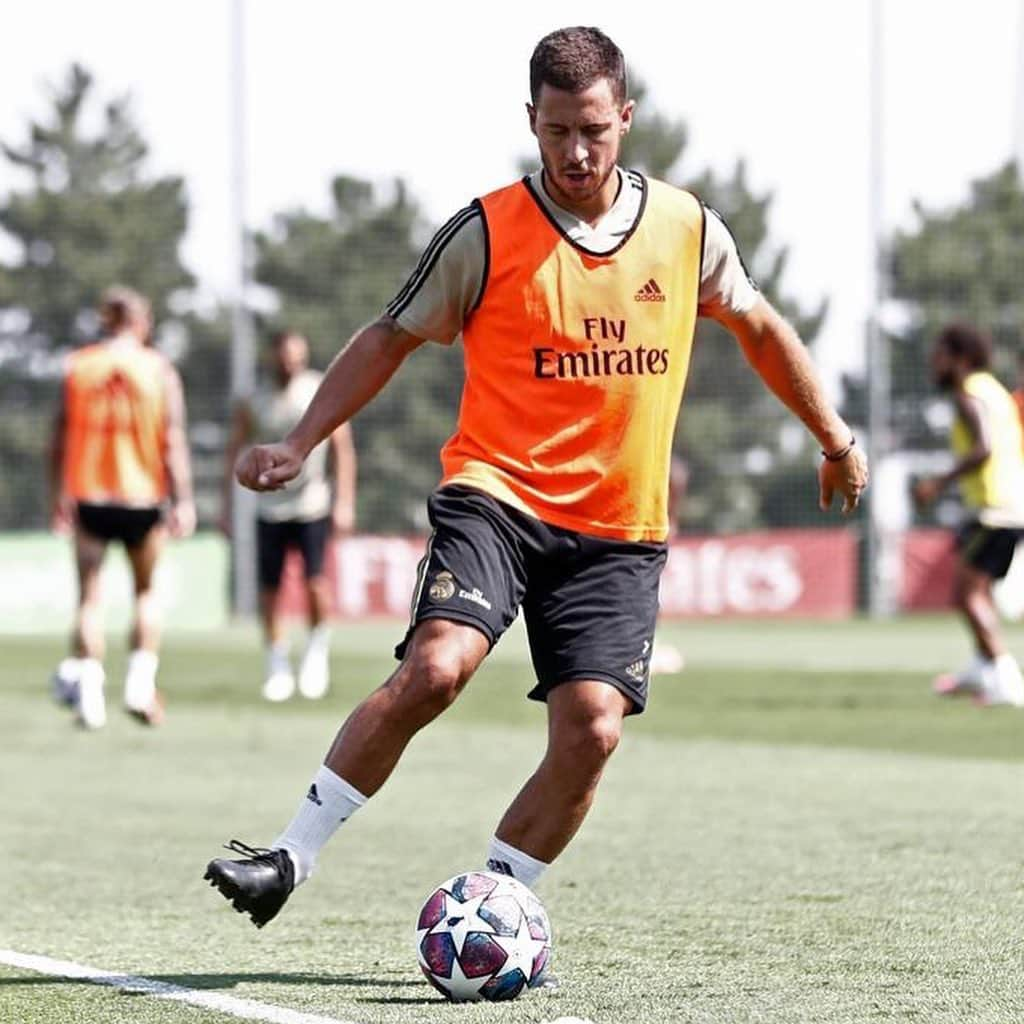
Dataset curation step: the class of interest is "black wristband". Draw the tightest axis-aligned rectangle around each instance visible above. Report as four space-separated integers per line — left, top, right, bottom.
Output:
822 437 856 462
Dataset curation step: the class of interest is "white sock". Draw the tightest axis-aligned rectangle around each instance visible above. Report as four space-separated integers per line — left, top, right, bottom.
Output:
76 658 107 728
273 765 367 886
956 653 987 683
305 623 330 657
124 649 158 709
994 653 1024 685
266 642 291 676
80 657 105 686
56 657 83 682
486 836 549 889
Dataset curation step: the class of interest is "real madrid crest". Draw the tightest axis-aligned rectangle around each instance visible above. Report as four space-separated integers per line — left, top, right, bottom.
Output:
428 570 456 602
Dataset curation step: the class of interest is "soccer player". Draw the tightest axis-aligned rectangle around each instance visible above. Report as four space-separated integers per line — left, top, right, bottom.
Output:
914 323 1024 706
49 286 195 728
204 26 867 929
222 330 356 701
1011 349 1024 441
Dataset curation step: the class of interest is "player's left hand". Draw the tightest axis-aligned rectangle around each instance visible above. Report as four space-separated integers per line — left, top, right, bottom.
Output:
168 499 197 539
819 446 869 515
332 503 355 536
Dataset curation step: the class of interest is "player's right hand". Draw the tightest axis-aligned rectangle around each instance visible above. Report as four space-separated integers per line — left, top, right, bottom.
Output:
50 496 73 535
235 441 304 491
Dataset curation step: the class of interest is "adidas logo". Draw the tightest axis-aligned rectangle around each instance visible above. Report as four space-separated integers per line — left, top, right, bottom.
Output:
634 278 666 302
624 659 647 682
486 858 514 877
306 783 323 806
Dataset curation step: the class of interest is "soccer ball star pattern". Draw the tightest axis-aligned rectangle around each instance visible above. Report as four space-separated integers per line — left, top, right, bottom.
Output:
415 870 552 1001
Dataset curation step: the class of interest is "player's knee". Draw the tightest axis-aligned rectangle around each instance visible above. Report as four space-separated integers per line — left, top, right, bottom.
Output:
400 647 472 717
563 712 623 772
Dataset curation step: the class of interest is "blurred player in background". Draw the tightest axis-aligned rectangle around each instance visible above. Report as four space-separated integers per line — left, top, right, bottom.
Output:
1011 349 1024 440
49 286 195 729
204 26 866 932
914 323 1024 707
222 330 356 702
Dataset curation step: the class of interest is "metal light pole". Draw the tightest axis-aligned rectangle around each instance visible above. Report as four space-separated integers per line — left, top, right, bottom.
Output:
1015 0 1024 169
229 0 258 617
865 0 896 616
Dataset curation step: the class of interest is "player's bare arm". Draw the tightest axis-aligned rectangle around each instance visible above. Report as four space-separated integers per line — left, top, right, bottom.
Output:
163 361 196 538
330 422 357 535
712 295 869 514
235 316 424 492
913 391 990 506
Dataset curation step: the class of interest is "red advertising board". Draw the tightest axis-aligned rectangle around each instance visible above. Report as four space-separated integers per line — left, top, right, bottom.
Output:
277 528 859 619
899 528 955 610
658 529 857 617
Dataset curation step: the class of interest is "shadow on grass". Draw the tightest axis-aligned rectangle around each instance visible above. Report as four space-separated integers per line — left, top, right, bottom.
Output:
354 995 447 1005
0 971 421 990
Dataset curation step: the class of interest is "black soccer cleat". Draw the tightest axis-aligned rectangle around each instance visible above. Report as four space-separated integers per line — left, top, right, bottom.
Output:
203 839 295 928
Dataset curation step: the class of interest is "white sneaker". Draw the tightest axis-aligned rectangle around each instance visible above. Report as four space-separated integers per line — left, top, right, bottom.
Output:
75 662 107 730
297 644 329 699
51 657 82 708
977 655 1024 707
124 649 161 722
262 668 296 702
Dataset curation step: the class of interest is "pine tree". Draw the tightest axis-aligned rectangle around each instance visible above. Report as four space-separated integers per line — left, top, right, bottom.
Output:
0 64 194 527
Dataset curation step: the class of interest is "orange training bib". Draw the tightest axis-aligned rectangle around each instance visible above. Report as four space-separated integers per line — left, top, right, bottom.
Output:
63 342 169 505
440 175 704 542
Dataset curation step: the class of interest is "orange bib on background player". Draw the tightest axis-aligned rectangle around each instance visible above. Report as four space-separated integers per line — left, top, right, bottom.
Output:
440 176 704 542
63 342 169 506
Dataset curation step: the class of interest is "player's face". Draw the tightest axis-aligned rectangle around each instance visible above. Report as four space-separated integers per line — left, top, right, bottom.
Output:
528 79 633 217
274 334 309 381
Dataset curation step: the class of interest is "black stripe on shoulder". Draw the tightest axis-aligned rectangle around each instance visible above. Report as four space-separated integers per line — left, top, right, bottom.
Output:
703 203 759 292
697 200 707 309
469 198 489 313
625 168 645 191
386 205 480 318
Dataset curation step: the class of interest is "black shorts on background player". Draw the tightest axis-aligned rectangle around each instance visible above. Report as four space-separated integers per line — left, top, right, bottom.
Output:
76 502 163 548
956 520 1021 579
257 516 331 589
398 486 667 713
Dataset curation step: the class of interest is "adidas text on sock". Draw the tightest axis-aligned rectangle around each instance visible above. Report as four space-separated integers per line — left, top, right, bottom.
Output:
273 765 367 886
486 836 549 889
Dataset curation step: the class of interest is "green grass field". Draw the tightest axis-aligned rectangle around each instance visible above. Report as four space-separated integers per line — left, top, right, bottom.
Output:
2 616 1023 1024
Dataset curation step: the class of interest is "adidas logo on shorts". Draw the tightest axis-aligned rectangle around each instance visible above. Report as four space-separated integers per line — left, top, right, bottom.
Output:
624 659 647 682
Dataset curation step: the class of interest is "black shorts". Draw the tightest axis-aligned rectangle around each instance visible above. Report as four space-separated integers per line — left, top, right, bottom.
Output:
956 521 1021 579
257 516 331 589
396 486 668 713
76 503 163 548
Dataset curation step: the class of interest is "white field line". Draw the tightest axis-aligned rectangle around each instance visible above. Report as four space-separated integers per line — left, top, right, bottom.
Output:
0 948 359 1024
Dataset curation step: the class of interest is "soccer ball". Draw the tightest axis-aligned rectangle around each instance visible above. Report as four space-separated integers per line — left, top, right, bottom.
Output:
415 870 552 1001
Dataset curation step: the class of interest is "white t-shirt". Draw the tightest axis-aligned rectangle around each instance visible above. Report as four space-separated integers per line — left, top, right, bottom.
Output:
386 167 760 344
252 369 332 522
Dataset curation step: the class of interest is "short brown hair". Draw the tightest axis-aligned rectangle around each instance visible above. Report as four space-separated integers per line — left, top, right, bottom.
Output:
98 285 150 333
529 26 626 105
936 322 992 370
